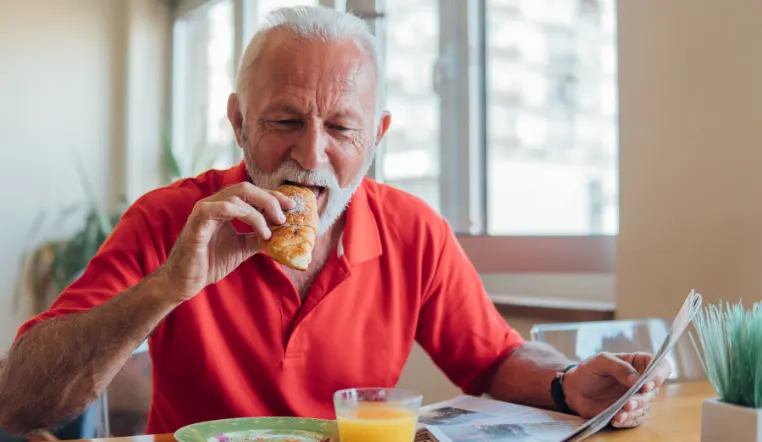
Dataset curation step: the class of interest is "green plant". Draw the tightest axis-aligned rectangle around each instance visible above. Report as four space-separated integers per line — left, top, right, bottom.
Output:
14 161 126 314
690 300 762 408
16 132 224 314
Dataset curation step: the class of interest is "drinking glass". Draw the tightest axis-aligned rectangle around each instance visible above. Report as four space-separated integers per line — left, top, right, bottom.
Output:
334 387 423 442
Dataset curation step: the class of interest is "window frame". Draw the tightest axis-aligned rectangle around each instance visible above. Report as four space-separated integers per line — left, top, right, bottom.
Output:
349 0 617 276
172 0 242 175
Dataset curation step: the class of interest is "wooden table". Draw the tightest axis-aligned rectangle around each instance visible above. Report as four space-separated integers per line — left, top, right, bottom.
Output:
74 381 715 442
588 381 712 441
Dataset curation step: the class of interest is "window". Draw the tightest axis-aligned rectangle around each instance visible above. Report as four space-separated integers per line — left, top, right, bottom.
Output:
172 0 237 177
255 0 321 23
170 0 617 287
360 0 618 278
379 0 441 213
485 0 618 236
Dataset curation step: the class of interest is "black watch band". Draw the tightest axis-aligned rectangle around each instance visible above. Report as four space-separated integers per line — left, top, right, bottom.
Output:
550 363 578 414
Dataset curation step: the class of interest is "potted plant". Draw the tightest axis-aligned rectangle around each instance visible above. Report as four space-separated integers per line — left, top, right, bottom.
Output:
14 162 125 315
14 136 183 315
691 301 762 441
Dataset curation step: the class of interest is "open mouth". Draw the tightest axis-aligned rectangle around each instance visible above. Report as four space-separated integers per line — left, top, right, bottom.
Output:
284 180 326 200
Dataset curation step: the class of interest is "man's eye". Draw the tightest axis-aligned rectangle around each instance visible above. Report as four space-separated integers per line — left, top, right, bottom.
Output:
273 120 301 128
329 124 351 132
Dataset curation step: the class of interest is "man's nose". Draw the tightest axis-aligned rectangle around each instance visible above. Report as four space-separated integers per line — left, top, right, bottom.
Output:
291 121 330 171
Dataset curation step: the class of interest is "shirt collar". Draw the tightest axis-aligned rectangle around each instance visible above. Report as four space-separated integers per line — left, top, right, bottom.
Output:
221 162 383 265
340 179 383 265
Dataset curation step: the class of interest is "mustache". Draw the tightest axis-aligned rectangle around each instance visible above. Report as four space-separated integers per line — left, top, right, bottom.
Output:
270 160 340 190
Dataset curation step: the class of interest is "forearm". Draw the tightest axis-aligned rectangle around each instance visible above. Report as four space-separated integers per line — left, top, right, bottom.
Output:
488 342 575 410
0 269 178 435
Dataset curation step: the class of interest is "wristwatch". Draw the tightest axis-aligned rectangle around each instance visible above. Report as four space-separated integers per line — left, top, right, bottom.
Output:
550 363 578 414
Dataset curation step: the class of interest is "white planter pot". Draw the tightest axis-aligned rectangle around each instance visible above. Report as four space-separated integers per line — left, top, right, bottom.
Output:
702 398 762 441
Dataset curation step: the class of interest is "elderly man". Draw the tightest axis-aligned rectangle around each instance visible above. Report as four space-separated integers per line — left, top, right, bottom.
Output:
0 5 669 436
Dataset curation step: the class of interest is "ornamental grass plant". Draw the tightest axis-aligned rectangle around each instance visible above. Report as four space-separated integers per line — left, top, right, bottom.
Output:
690 301 762 408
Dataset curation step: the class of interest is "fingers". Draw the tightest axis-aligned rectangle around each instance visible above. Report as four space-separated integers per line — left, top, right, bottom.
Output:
621 389 657 412
616 352 652 373
612 403 651 428
225 196 272 239
647 360 673 391
613 384 660 429
220 182 293 225
193 198 272 240
271 190 297 211
615 352 673 392
593 352 641 387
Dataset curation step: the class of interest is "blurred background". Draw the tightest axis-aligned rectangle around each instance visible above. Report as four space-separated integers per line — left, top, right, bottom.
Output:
2 0 762 437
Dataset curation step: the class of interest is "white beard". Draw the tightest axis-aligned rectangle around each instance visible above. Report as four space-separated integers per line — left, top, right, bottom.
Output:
243 148 375 236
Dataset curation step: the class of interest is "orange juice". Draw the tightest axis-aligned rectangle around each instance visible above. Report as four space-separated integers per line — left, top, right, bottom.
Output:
337 404 418 442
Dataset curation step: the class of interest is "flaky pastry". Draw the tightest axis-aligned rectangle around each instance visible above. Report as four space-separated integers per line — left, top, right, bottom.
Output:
263 185 318 271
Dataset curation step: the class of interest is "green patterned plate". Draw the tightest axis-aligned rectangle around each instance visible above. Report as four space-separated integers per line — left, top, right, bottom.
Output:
174 417 339 442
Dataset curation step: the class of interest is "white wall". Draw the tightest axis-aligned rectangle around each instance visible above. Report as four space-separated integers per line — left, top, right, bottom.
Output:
0 0 121 352
125 0 174 201
0 0 171 353
617 0 762 318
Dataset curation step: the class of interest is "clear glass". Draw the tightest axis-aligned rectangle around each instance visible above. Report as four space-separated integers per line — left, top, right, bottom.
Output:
380 0 441 213
485 0 619 235
334 387 423 442
530 318 705 382
173 0 237 177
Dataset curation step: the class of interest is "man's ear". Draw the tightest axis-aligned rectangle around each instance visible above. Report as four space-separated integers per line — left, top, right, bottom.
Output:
374 111 392 146
227 93 245 147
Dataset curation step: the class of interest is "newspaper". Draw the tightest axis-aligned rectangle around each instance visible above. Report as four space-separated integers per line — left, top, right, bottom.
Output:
414 290 703 442
415 395 585 442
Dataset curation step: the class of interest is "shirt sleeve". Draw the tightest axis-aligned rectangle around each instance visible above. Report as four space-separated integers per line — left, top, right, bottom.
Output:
415 218 525 396
14 204 156 341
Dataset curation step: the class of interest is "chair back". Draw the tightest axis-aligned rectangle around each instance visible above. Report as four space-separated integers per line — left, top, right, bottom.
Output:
530 318 705 382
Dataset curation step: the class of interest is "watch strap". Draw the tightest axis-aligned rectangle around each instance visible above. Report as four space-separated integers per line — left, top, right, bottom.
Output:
550 363 578 414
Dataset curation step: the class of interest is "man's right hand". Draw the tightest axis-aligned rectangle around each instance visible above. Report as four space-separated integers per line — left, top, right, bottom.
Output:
160 182 295 303
0 184 293 434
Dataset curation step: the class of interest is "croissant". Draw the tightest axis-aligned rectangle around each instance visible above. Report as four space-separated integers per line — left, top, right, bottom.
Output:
263 185 319 271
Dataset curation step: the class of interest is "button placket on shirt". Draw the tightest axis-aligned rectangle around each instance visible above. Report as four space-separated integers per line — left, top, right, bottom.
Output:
282 254 352 360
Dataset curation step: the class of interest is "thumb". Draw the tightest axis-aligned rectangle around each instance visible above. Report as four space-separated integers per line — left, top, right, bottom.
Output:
243 233 265 257
598 353 641 387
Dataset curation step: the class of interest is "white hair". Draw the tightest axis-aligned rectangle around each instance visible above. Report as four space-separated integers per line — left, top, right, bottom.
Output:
235 5 384 125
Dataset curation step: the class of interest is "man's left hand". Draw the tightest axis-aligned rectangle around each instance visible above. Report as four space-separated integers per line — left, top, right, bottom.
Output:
562 352 673 428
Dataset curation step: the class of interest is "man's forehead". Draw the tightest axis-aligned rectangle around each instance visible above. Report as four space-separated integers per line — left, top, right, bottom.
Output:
249 30 376 99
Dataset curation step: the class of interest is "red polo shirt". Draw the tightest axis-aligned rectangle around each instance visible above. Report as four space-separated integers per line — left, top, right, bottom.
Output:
15 162 524 433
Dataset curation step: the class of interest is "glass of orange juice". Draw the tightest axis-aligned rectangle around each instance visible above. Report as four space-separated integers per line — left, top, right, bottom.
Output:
334 387 423 442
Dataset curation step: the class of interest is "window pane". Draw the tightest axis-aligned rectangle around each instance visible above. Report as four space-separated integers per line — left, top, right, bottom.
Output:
256 0 320 24
485 0 618 235
173 0 236 177
380 0 441 213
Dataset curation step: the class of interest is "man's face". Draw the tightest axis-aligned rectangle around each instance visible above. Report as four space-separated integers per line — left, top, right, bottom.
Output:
228 30 390 235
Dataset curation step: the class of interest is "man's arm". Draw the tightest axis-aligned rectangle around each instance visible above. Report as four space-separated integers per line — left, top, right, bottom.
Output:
487 342 574 409
414 214 670 428
488 343 673 428
0 270 177 435
414 216 527 395
0 182 291 436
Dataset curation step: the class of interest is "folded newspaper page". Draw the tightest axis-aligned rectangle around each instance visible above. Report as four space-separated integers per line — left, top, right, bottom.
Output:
414 290 703 442
415 395 584 442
